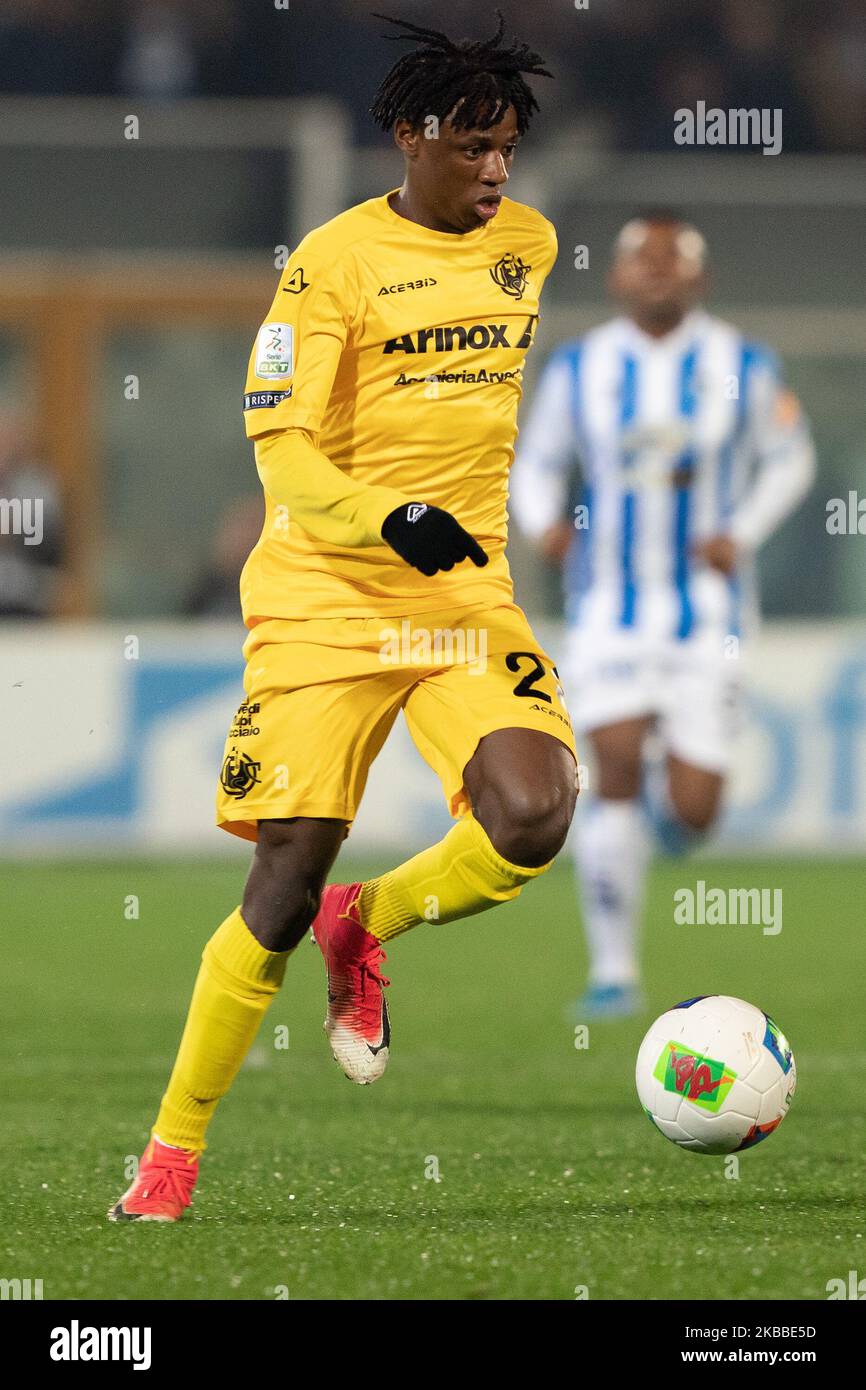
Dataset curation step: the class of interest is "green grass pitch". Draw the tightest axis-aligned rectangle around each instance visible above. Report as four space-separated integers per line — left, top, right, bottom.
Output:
2 855 864 1301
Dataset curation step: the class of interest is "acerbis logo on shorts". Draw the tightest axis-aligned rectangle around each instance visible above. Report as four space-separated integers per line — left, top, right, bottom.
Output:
528 700 573 731
220 748 262 799
243 389 293 410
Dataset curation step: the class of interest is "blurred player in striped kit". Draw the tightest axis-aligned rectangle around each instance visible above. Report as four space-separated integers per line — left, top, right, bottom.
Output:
511 212 815 1017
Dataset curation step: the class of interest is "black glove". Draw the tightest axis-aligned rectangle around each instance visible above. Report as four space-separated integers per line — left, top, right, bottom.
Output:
382 503 489 577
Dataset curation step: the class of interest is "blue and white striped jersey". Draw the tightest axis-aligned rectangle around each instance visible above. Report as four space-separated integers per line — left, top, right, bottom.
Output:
511 310 815 640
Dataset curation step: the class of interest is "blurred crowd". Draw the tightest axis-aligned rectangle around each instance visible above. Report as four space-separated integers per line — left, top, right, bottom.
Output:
0 409 63 619
0 395 262 621
0 0 863 153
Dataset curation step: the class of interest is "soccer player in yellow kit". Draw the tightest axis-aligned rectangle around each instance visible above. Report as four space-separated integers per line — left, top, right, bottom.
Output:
110 12 578 1222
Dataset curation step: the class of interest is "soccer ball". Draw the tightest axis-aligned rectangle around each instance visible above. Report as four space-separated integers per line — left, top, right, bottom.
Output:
635 995 796 1155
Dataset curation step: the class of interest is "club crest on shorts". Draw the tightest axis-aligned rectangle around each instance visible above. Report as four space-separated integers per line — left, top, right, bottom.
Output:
490 252 531 300
220 748 262 799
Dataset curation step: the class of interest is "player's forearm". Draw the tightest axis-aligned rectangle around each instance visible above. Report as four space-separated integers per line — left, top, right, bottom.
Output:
729 438 816 550
510 457 570 541
254 428 410 547
511 360 576 542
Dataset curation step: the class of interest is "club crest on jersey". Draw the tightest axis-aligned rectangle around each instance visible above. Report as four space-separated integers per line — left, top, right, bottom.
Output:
255 322 294 379
490 252 531 300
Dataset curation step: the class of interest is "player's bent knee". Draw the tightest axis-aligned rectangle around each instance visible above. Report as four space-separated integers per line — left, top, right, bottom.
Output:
242 876 320 953
242 847 326 951
485 782 575 868
241 817 346 950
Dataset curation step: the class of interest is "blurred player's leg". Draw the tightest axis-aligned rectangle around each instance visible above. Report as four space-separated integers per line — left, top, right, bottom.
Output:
641 748 723 854
575 799 651 1009
573 717 652 1018
667 753 725 832
643 644 733 851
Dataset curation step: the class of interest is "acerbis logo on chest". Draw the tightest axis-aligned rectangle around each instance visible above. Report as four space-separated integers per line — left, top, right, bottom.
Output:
378 278 438 296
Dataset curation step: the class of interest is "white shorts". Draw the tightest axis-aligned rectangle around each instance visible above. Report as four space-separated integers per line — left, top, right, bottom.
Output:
563 625 743 774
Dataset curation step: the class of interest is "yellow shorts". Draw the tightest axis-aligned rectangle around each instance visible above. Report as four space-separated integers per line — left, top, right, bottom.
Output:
216 602 577 842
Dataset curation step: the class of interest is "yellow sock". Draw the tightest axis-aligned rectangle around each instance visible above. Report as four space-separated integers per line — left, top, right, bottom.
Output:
359 813 553 942
153 908 291 1153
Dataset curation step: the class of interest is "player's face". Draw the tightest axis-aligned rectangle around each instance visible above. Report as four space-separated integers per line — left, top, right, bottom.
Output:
609 221 706 327
396 105 520 233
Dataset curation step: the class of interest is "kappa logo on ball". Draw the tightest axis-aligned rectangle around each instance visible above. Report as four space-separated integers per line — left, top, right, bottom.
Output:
255 322 294 379
637 996 796 1154
654 1042 737 1112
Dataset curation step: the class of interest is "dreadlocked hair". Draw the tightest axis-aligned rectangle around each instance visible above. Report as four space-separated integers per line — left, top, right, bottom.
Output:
370 9 552 137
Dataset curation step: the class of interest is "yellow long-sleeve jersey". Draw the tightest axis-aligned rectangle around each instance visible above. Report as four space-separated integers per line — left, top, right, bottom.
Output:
240 187 558 622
